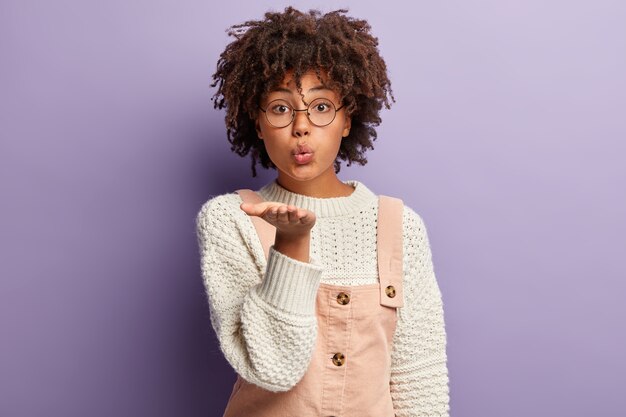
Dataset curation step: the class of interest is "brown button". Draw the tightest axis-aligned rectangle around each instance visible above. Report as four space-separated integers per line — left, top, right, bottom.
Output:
385 285 396 298
336 292 350 305
331 353 345 366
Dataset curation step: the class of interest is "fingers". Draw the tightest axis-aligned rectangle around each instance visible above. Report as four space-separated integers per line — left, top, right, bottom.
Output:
297 211 309 224
241 202 310 225
269 205 301 225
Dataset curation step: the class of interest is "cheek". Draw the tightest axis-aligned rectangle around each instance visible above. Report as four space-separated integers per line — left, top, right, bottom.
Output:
259 134 289 164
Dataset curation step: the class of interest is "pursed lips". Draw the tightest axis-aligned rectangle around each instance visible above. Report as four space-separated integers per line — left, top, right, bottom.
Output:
293 145 314 164
293 144 313 155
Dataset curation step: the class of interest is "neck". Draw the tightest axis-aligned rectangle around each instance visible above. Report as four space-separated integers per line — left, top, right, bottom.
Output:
276 168 354 198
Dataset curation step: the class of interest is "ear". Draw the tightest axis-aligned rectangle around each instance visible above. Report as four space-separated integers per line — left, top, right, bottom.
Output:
341 114 351 138
255 118 264 140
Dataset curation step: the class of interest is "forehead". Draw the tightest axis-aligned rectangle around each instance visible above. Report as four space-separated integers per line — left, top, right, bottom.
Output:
266 69 337 96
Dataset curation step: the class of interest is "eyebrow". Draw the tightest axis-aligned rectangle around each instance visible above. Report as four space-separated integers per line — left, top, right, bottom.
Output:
271 85 330 94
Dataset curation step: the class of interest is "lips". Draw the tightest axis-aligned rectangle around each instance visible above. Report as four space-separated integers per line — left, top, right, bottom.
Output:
293 145 313 155
293 145 314 164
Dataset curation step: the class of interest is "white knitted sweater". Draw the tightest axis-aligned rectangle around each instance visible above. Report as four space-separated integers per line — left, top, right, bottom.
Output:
195 179 449 416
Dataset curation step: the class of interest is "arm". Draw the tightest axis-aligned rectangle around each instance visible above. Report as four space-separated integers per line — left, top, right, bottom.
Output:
196 194 323 392
390 206 450 416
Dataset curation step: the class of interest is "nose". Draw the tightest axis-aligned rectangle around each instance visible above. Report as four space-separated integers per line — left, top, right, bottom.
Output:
291 109 311 138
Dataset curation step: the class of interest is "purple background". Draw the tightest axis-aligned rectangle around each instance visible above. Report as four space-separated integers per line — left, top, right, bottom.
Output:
1 0 625 416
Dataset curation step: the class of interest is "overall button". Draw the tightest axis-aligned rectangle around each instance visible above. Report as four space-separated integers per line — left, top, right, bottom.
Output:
331 353 345 366
336 292 350 305
385 285 396 298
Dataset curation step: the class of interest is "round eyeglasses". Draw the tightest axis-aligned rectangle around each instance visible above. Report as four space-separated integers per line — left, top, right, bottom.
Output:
258 98 345 128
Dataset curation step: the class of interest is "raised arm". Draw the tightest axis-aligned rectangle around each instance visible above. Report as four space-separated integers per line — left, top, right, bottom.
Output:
195 194 323 392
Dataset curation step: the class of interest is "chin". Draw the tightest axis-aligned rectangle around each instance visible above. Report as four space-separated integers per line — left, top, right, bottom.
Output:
287 172 320 182
282 166 323 182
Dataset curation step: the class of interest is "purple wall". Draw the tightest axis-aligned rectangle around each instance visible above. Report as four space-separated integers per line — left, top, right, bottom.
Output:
1 1 625 416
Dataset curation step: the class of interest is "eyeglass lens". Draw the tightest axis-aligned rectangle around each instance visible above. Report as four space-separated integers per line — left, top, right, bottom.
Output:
265 98 337 127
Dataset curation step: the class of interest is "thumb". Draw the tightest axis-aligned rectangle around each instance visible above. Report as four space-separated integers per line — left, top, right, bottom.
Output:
239 202 256 215
240 202 272 217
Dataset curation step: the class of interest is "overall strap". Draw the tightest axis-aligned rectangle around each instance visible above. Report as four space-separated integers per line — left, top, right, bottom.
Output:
377 195 404 308
235 189 275 260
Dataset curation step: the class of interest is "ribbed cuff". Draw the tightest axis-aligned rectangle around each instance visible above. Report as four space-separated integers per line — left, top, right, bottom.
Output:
255 245 323 316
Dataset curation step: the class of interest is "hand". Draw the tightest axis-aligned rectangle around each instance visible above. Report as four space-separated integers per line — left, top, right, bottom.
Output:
239 202 316 237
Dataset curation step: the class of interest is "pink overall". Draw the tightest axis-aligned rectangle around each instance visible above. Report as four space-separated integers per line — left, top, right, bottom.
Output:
223 190 405 417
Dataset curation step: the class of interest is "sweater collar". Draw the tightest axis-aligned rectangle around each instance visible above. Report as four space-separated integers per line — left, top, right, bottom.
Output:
257 179 377 218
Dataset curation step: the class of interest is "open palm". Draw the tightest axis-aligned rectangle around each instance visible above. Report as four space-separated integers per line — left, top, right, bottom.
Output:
240 202 316 236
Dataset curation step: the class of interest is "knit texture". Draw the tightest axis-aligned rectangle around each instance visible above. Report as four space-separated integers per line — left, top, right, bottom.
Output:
196 179 449 416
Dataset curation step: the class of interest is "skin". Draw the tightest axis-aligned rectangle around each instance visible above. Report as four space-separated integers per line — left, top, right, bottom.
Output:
240 69 354 263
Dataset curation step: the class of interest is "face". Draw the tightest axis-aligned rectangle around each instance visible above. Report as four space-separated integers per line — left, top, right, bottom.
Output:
255 69 351 184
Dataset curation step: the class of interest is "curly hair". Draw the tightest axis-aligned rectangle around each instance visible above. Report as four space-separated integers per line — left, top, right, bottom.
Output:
211 6 394 176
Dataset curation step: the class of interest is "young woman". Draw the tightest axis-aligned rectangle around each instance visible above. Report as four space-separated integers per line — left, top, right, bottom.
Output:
196 7 449 417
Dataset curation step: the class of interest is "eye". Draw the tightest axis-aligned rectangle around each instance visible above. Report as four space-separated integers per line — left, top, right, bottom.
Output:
270 104 291 114
311 101 333 113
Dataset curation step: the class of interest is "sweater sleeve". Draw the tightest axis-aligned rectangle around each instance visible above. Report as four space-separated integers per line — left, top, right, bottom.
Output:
195 194 323 392
390 206 450 416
